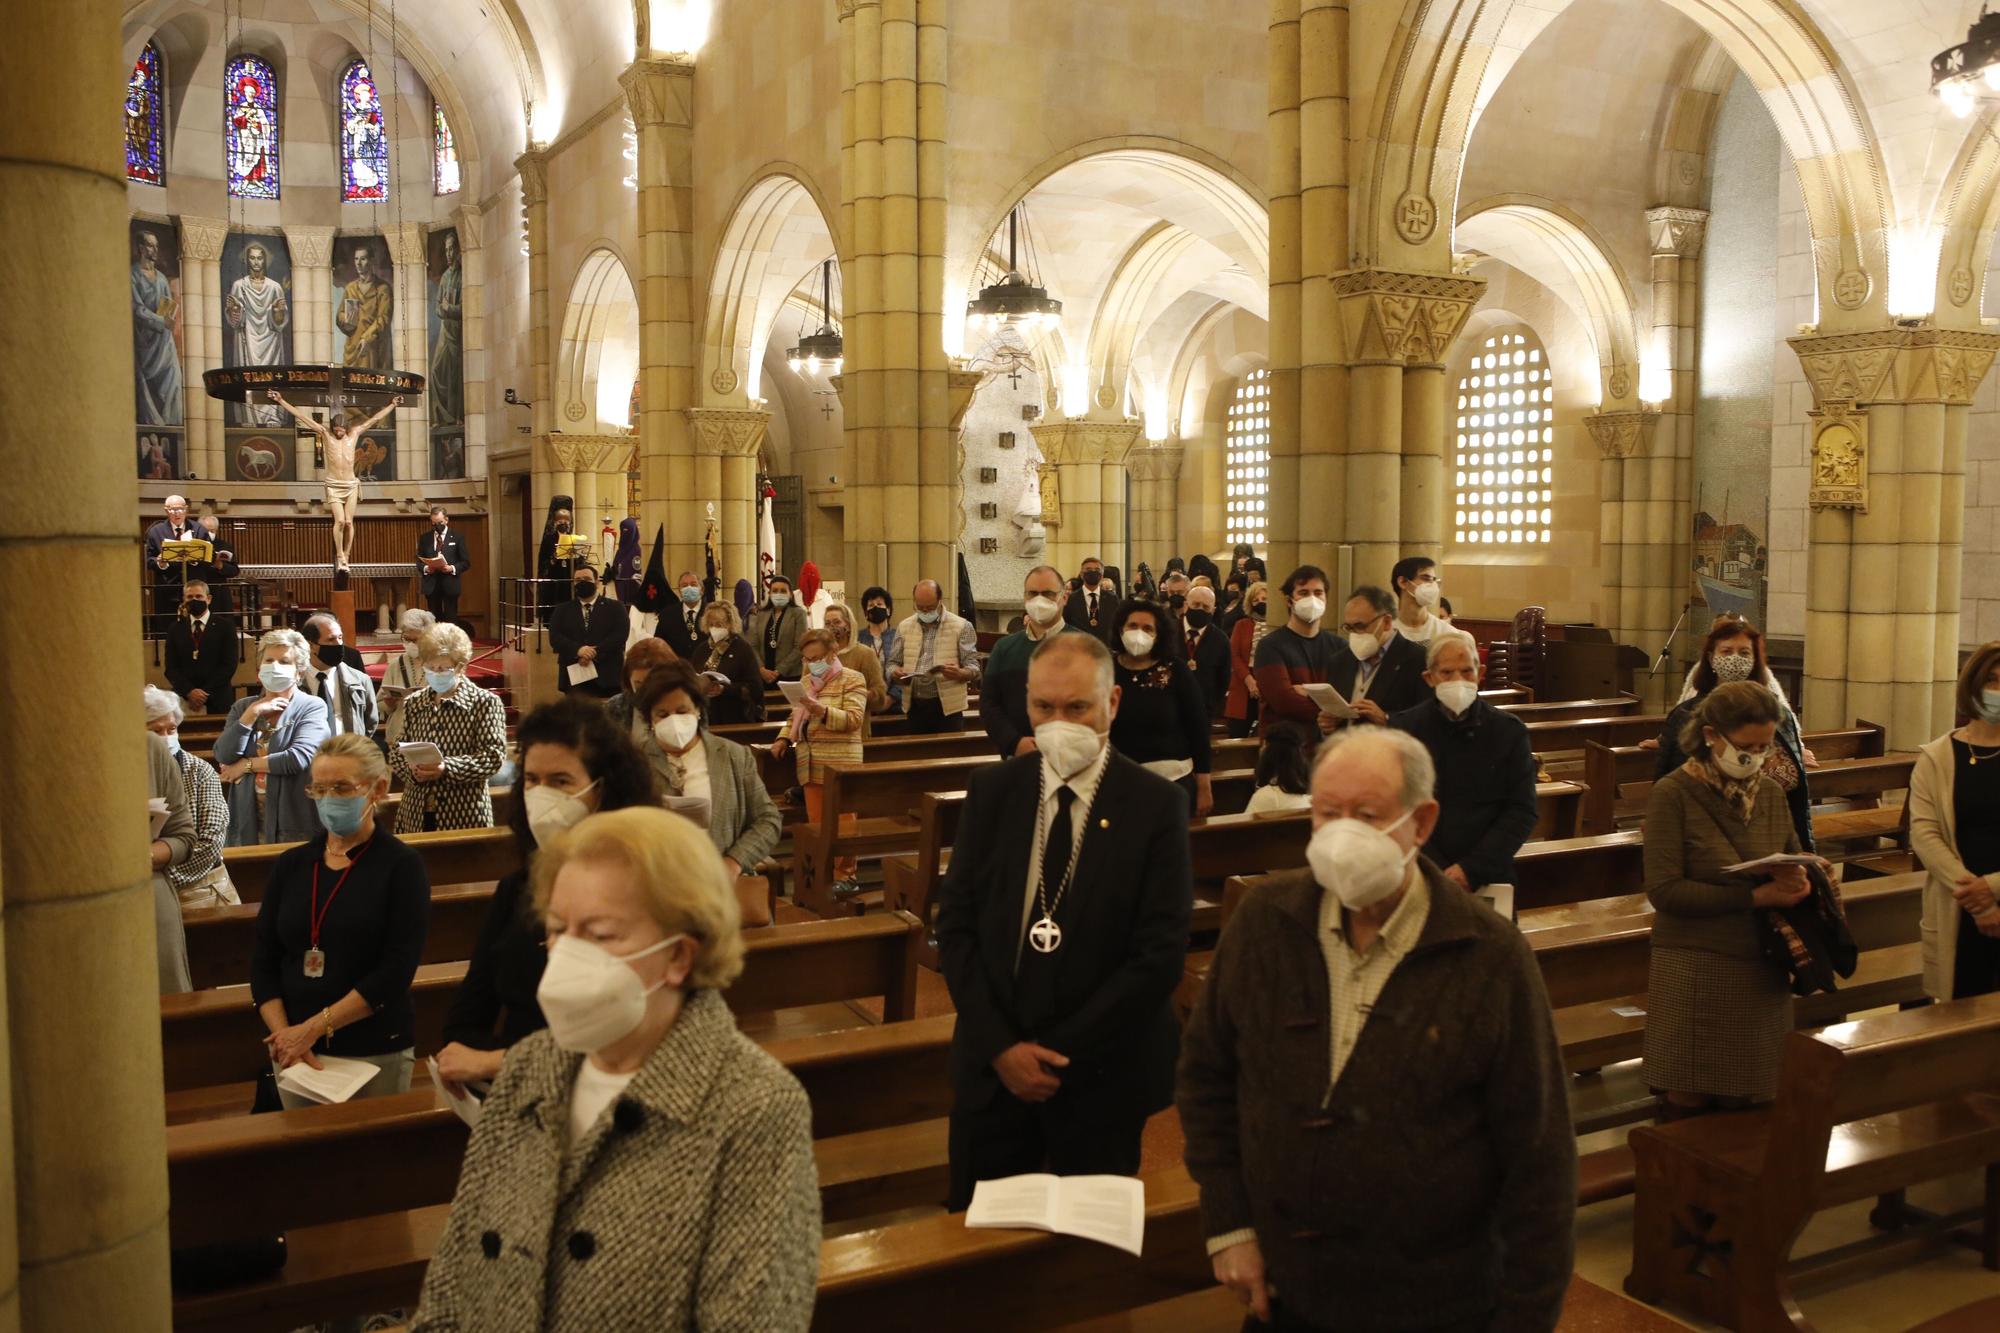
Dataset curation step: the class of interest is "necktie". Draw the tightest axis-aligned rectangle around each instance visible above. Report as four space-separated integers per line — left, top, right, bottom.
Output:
1087 593 1098 624
1041 785 1077 909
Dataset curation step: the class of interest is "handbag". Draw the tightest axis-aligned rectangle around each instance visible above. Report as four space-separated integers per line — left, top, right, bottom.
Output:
1703 786 1858 996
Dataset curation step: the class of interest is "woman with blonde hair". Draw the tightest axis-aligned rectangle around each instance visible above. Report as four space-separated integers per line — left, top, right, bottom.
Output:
696 600 766 726
773 628 870 895
389 622 507 832
412 806 818 1331
822 601 889 716
1909 641 2000 999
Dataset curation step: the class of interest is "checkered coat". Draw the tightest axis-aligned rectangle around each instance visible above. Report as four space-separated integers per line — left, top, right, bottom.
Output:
410 988 819 1332
388 678 507 832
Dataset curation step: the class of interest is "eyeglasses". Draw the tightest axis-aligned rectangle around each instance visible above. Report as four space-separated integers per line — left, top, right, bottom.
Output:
304 782 372 799
1339 616 1387 635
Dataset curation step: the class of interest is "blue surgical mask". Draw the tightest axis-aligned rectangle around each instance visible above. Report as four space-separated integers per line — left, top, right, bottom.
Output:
679 585 701 605
807 659 833 680
259 663 297 694
1979 689 2000 724
426 668 459 694
918 610 941 625
315 793 372 836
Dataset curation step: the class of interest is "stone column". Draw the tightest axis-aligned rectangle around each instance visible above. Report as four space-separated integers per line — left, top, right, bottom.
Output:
177 215 228 484
1126 444 1184 571
1031 420 1142 579
385 222 428 481
453 204 490 479
516 149 556 517
1293 0 1350 576
1331 269 1483 583
687 408 770 587
620 59 700 576
1585 407 1666 703
1641 206 1706 691
283 225 335 365
1 0 173 1323
1264 0 1304 573
1789 328 2000 744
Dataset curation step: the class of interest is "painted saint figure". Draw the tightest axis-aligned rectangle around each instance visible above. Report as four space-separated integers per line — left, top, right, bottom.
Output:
226 241 290 425
131 228 183 425
429 230 464 428
267 390 402 572
335 243 393 369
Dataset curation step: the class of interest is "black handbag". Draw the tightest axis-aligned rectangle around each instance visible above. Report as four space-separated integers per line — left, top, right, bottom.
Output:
1756 863 1859 996
168 1072 289 1292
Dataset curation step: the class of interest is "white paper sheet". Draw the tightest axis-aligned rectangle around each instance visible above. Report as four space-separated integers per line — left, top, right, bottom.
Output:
964 1173 1146 1257
276 1055 382 1105
148 796 171 840
397 741 446 768
566 661 600 687
1720 852 1820 875
1473 882 1515 921
1302 683 1357 720
778 679 807 705
426 1054 485 1127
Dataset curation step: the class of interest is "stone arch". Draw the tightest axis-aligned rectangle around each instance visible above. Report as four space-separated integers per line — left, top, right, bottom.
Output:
556 246 640 432
700 167 841 405
1926 107 2000 327
1361 0 1893 327
1456 197 1643 407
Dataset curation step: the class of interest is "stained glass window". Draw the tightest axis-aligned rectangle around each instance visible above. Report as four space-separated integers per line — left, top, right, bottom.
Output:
1454 330 1555 547
340 61 390 202
433 103 461 195
1225 369 1270 547
225 54 280 199
126 42 165 186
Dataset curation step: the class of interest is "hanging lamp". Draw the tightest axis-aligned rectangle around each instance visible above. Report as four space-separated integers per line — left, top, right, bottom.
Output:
1933 7 2000 117
788 258 844 376
967 205 1062 331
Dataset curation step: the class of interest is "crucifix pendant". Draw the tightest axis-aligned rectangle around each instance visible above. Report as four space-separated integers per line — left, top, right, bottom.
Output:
1028 916 1063 954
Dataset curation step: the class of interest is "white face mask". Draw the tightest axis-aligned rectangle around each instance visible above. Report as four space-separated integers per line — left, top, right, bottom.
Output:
523 779 599 847
1711 737 1765 781
1711 653 1755 683
1435 680 1478 715
259 662 297 693
1413 582 1441 610
1024 594 1062 627
160 731 182 756
769 592 791 608
653 713 701 752
1121 629 1156 658
707 625 729 643
1347 630 1382 662
1307 808 1419 911
536 932 684 1053
1034 719 1105 779
1291 595 1326 625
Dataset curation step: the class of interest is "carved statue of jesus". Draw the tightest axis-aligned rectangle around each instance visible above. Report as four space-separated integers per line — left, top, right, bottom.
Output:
267 389 402 572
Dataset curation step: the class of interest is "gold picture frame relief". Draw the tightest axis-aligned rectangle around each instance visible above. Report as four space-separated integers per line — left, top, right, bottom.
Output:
1808 403 1868 512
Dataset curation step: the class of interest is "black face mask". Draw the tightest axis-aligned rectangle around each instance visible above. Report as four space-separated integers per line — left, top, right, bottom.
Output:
1186 610 1212 630
316 643 344 668
185 601 208 616
1168 593 1187 610
1081 569 1102 587
1251 603 1268 617
433 520 447 531
575 582 596 599
866 606 889 625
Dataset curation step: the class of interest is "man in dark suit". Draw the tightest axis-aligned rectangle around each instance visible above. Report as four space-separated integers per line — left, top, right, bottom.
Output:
1061 555 1120 645
193 515 240 613
416 505 471 625
163 580 238 714
1328 584 1431 724
1182 583 1231 719
654 569 711 660
548 566 628 699
144 494 198 623
935 631 1193 1210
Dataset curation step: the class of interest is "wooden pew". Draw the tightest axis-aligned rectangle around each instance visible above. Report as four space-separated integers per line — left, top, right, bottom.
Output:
1496 695 1640 722
223 827 518 905
170 1013 960 1332
714 709 987 746
1521 713 1668 757
1579 721 1891 836
1625 993 2000 1332
160 912 923 1094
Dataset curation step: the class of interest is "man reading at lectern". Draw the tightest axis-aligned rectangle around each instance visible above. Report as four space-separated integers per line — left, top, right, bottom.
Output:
267 390 401 573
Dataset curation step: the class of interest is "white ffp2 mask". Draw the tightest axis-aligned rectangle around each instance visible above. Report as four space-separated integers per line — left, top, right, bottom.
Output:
1307 809 1419 911
536 933 684 1053
1034 720 1104 779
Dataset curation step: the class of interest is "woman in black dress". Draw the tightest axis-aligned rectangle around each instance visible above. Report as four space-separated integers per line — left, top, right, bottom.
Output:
696 601 766 727
1106 598 1214 817
431 698 660 1093
1910 641 2000 1000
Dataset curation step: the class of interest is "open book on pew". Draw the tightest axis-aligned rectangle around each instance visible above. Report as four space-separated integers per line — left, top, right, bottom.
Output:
1301 683 1358 720
1721 852 1821 875
964 1173 1146 1257
276 1055 382 1106
426 1054 486 1128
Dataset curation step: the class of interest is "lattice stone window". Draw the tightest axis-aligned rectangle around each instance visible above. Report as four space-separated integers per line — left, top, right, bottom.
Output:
1454 330 1554 546
1225 368 1270 548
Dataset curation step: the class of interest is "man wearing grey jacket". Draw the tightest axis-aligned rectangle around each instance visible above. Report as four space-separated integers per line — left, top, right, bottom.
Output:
147 730 197 993
1178 726 1575 1332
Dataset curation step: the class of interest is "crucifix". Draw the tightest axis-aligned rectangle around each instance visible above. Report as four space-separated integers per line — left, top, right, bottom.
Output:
820 398 836 422
1006 366 1024 390
268 363 401 578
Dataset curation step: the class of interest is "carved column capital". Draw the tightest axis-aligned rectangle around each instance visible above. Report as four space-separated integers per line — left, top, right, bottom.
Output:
621 59 695 128
1784 326 2000 409
515 149 549 207
1330 268 1485 365
1583 408 1660 460
382 222 427 267
1126 445 1185 482
946 369 985 431
283 224 335 268
451 204 484 249
177 215 229 262
1030 419 1143 466
1645 206 1708 260
685 407 771 458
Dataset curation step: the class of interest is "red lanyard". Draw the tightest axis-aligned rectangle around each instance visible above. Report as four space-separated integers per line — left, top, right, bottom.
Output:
310 842 368 949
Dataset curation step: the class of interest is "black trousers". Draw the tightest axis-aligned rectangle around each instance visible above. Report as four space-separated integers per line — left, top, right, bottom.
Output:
425 589 460 626
945 1083 1145 1212
905 694 965 735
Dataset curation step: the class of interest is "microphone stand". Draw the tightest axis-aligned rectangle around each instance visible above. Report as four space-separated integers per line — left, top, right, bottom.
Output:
1650 600 1692 679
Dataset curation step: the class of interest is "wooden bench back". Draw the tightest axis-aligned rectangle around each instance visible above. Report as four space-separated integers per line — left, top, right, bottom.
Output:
159 912 922 1091
1579 722 1889 834
1514 831 1644 910
763 1012 956 1139
1498 695 1639 722
715 710 988 746
1521 714 1667 756
1808 991 2000 1128
223 827 518 904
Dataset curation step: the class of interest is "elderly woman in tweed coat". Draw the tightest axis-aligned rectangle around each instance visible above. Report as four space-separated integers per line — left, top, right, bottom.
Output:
411 806 818 1331
389 623 508 832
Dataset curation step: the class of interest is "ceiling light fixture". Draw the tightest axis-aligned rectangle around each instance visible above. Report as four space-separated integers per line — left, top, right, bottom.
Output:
966 205 1062 331
1933 7 2000 117
788 258 843 376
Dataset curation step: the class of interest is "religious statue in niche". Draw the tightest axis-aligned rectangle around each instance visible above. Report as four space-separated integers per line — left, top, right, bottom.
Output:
1808 407 1869 511
1013 458 1049 558
222 233 293 426
267 389 402 571
334 236 394 370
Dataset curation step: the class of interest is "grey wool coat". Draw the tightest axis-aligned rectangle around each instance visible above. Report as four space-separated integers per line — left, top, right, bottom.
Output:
410 988 820 1332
